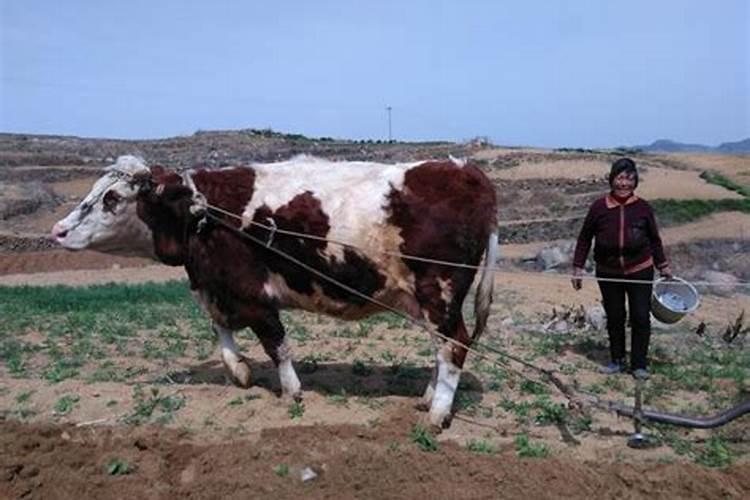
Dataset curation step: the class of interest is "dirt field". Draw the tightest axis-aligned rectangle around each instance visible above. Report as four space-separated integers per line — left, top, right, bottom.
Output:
1 140 749 498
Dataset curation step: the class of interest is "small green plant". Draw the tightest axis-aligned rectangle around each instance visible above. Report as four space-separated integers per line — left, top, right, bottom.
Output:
105 458 135 475
15 390 35 404
514 433 550 458
273 463 290 477
327 389 349 407
228 396 245 407
534 398 568 426
695 437 733 468
53 394 80 416
571 415 592 434
288 401 305 419
466 439 497 455
410 424 438 452
520 379 548 395
124 386 185 425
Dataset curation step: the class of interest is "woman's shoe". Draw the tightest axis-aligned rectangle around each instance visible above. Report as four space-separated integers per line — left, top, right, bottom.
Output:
599 360 625 375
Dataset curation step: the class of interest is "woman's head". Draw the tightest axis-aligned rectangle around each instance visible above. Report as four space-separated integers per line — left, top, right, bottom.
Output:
609 157 638 197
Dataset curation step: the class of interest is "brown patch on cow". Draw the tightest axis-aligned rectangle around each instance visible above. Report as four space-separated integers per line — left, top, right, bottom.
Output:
137 167 257 266
192 168 256 228
139 170 386 330
386 160 497 366
247 192 387 306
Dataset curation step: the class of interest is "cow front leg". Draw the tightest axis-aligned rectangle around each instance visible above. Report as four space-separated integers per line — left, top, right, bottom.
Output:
213 324 252 388
249 312 302 402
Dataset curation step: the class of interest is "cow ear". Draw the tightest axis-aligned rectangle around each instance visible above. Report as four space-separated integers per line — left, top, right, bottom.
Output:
131 168 154 194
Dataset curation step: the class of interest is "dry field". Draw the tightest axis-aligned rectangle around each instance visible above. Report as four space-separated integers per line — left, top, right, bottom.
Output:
0 142 748 499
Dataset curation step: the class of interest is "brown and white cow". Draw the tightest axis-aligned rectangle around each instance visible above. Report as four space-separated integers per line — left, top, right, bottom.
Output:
52 155 499 428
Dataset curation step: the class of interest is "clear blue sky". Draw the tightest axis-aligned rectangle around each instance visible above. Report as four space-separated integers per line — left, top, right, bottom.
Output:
1 0 748 148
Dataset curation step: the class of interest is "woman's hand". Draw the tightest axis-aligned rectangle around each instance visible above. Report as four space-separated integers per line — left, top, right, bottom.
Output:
571 267 583 290
659 265 673 279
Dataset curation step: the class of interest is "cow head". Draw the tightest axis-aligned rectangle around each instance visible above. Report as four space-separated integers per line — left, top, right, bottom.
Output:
51 155 157 258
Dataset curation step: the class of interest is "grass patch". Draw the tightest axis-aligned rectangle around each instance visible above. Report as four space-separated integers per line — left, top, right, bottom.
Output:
700 171 750 197
0 281 215 382
288 401 305 419
466 439 497 455
514 433 550 458
410 424 438 452
53 394 80 416
124 386 185 425
695 437 733 468
650 198 750 226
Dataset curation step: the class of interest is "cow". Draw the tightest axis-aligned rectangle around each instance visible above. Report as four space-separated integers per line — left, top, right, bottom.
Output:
52 155 499 429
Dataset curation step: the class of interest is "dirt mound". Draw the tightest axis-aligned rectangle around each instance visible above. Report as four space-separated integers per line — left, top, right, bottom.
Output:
0 182 62 221
2 416 748 500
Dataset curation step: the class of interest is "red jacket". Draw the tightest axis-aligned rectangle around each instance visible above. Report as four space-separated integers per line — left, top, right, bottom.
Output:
573 194 668 275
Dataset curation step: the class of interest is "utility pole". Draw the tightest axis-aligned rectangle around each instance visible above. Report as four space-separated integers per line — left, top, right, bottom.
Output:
386 106 392 143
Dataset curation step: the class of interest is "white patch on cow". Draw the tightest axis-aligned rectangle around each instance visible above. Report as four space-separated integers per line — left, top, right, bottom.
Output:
437 278 453 305
429 345 461 427
51 155 155 258
248 157 415 262
277 340 301 399
247 156 422 311
262 270 406 320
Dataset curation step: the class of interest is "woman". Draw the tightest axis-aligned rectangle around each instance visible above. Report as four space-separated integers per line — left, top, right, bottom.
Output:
571 158 672 379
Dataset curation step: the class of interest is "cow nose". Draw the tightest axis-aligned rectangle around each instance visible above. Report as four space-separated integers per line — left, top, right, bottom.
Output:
51 222 68 241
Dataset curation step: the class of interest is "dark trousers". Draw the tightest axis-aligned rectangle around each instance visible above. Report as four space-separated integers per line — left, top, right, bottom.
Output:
596 266 654 370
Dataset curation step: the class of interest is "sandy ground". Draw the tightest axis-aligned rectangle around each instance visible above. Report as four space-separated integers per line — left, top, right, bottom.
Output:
489 160 744 200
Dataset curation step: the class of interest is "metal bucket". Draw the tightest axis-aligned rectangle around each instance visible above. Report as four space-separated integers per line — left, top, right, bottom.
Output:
651 277 700 324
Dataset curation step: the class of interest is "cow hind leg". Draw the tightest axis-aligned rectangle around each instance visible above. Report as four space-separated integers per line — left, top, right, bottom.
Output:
213 324 253 388
416 363 438 412
248 311 302 402
417 271 476 429
427 317 470 430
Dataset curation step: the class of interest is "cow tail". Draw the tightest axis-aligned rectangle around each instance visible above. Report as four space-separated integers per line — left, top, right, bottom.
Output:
472 228 499 342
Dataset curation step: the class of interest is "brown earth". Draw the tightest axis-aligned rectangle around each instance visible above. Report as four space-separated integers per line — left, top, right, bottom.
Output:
2 412 749 500
1 138 749 499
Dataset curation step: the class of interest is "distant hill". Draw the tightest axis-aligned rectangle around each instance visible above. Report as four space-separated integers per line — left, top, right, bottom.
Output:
636 138 750 154
717 138 750 153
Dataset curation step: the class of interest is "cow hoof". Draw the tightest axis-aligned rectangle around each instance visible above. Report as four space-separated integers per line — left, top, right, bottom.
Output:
427 411 453 431
414 400 430 412
282 391 303 403
227 359 253 389
421 416 445 435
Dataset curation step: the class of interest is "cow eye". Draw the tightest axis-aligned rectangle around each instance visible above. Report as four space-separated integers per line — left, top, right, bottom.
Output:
79 201 92 216
103 190 122 214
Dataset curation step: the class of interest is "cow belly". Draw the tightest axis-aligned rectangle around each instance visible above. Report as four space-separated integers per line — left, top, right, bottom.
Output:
262 272 415 320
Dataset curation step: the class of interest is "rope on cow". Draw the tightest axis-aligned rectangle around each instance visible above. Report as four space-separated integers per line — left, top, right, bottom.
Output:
200 201 750 289
202 210 589 412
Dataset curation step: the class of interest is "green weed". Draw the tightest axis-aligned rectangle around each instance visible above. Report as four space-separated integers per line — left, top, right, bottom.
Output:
53 394 80 416
105 458 135 475
514 433 550 458
466 439 497 455
410 424 438 452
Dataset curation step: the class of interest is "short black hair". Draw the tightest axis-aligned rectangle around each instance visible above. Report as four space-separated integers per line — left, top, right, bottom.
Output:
609 157 638 188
